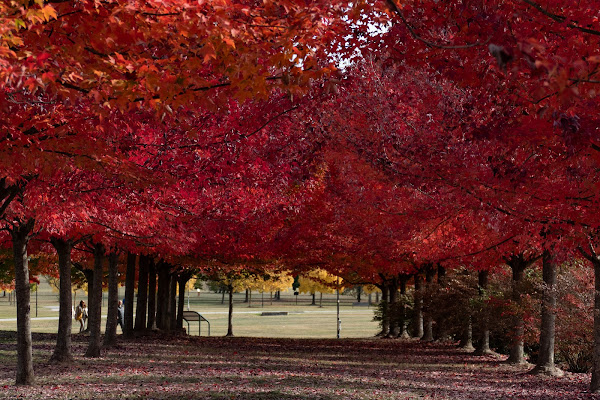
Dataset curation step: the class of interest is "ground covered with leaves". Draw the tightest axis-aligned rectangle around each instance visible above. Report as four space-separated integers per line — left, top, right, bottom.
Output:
0 331 597 399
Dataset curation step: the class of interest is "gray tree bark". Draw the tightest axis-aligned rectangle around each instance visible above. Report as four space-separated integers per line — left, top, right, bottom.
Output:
399 274 410 339
378 282 390 337
531 250 563 376
156 262 170 330
168 272 177 331
577 245 600 392
147 258 157 329
11 219 35 385
103 252 119 347
505 253 535 365
85 244 104 358
49 237 74 363
226 284 234 337
387 278 400 337
124 252 136 337
459 317 474 351
134 255 148 331
422 266 435 342
592 256 600 392
474 270 492 355
413 274 424 339
177 271 192 330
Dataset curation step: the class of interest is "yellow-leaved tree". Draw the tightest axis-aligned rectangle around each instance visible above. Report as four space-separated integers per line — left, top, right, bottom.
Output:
298 269 342 307
363 284 381 304
234 271 294 306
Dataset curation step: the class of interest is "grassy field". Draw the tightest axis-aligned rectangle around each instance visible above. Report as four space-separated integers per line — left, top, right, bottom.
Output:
0 280 379 338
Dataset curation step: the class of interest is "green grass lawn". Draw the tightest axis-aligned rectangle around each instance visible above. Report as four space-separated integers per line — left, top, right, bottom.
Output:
0 280 379 338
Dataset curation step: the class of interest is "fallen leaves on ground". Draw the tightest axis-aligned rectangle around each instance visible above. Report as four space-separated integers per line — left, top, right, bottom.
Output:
0 331 597 399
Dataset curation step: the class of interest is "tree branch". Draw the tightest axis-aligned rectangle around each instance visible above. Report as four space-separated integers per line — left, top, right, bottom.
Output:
521 0 600 36
385 0 490 49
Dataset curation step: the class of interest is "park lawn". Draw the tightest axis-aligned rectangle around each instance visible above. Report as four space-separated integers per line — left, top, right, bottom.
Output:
0 332 596 400
0 281 379 338
0 308 378 338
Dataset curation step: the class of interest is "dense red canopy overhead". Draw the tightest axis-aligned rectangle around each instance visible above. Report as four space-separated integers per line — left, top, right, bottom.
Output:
1 0 600 280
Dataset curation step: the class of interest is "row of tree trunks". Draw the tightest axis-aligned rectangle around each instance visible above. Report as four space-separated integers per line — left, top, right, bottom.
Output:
373 256 562 379
132 259 193 334
13 231 195 387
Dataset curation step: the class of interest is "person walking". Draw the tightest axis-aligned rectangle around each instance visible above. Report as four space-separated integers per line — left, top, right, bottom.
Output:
117 300 124 333
74 300 87 333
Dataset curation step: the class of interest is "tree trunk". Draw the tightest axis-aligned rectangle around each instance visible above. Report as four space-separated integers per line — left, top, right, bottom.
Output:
378 283 390 337
226 284 234 337
146 258 157 330
531 250 563 376
459 316 474 351
177 272 191 330
134 255 149 332
168 273 177 331
474 270 492 355
50 238 74 363
422 266 435 342
311 293 316 305
85 244 104 358
387 278 400 337
124 252 136 337
11 219 35 385
399 275 410 339
435 264 447 338
413 274 424 339
591 257 600 392
506 255 528 364
437 264 446 284
103 252 119 347
156 262 170 330
244 288 249 303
